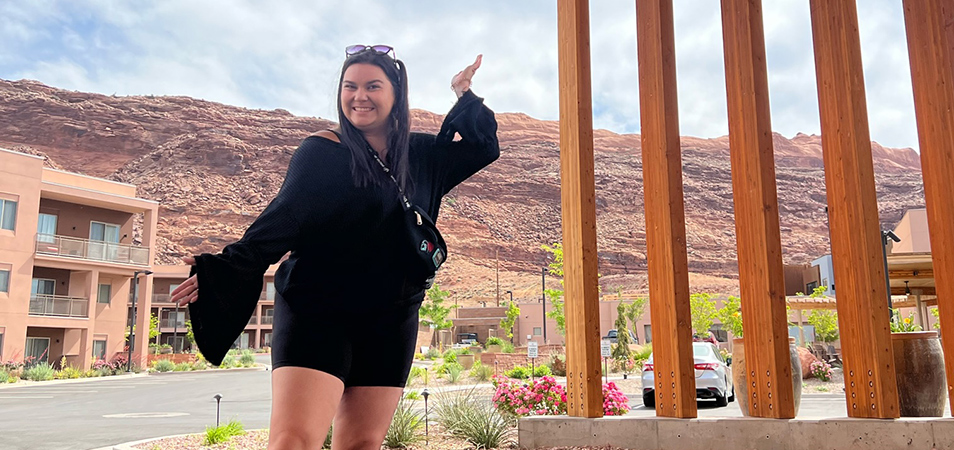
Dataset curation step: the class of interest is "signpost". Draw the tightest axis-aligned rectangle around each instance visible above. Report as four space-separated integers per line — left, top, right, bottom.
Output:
528 341 539 381
601 341 611 384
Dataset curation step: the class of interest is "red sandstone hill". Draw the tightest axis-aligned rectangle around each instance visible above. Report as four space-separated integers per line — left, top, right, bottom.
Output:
0 79 926 303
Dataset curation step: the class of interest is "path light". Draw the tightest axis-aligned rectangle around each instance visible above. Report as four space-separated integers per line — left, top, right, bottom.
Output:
213 393 223 427
422 389 430 445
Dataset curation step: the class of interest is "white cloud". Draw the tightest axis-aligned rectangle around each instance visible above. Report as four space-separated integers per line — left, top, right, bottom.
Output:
0 0 921 150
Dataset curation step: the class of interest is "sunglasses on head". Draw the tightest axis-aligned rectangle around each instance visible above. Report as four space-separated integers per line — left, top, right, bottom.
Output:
345 44 396 59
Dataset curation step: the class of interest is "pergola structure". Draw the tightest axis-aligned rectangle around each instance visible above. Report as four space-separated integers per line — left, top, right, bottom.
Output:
557 0 954 421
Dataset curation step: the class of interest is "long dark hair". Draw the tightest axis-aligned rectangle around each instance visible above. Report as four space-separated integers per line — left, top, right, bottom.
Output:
336 50 411 192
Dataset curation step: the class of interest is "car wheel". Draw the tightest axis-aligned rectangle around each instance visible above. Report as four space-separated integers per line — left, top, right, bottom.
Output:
728 381 735 402
643 392 655 408
715 392 728 407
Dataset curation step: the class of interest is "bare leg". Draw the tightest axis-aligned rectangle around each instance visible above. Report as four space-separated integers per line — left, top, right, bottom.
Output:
267 366 344 450
330 386 403 450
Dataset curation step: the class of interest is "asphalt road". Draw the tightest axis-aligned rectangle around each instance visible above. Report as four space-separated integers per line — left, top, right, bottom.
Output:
0 368 272 450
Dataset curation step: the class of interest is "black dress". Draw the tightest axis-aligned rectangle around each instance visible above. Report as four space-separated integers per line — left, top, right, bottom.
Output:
187 90 499 386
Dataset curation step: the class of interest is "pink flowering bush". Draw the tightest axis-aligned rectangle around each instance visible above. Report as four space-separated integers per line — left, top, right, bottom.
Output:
492 375 630 417
602 381 630 415
810 361 833 382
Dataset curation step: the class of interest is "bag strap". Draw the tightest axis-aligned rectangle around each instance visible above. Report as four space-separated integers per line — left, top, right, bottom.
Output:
365 145 414 211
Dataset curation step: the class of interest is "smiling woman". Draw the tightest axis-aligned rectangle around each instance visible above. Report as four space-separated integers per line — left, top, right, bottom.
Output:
168 45 498 450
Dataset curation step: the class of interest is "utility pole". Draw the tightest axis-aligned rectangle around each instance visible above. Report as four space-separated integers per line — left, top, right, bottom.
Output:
495 249 500 307
541 266 547 343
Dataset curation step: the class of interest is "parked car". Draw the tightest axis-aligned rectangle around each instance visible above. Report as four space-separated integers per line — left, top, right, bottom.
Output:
457 333 478 345
641 342 734 407
602 329 639 345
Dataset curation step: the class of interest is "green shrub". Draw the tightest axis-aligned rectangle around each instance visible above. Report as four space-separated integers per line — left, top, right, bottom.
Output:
469 361 493 381
0 369 9 383
533 365 551 378
192 360 209 371
435 388 515 449
204 419 244 445
384 399 424 448
55 365 83 379
324 424 333 449
220 355 237 369
436 361 463 376
405 391 422 400
446 364 463 383
501 342 515 353
174 362 192 372
504 366 531 379
152 359 175 373
406 366 427 386
442 351 458 364
485 336 504 347
240 350 256 367
23 363 55 381
550 354 567 376
425 348 441 360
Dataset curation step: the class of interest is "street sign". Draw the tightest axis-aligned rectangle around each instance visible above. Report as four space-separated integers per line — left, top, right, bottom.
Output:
528 341 539 358
601 342 611 358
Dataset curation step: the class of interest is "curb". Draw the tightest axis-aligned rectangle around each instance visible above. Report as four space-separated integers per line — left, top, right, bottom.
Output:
102 429 268 450
1 365 267 390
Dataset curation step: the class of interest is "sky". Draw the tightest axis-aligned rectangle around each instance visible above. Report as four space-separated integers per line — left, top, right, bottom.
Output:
0 0 921 151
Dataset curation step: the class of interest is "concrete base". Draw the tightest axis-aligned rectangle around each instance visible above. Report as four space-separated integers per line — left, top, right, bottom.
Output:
519 416 954 450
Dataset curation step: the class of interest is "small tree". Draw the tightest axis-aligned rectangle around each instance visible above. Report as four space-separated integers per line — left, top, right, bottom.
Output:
542 243 567 336
419 284 455 331
149 312 161 344
624 297 647 338
689 293 718 338
612 302 631 360
499 301 520 341
808 310 839 343
716 295 743 339
185 320 196 351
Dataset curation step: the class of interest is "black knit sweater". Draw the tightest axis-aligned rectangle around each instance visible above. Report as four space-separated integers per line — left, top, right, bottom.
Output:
188 91 499 365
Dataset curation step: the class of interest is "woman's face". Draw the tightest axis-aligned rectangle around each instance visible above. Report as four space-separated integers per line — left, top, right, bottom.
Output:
341 63 395 136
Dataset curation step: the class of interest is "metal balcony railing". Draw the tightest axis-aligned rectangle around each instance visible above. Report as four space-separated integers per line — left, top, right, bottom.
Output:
248 316 258 325
261 316 274 325
152 294 172 303
29 294 89 318
35 234 149 266
160 318 186 329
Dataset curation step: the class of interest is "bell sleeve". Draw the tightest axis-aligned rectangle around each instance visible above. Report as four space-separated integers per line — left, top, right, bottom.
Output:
433 90 500 194
187 139 324 366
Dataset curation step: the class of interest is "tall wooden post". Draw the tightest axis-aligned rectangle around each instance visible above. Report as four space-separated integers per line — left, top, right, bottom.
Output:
902 0 954 415
558 0 604 418
636 0 697 418
809 0 900 418
720 0 796 418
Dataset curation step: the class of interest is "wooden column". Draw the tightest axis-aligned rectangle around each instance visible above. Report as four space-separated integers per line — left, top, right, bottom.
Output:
558 0 604 418
902 0 954 414
809 0 900 418
720 0 795 418
635 0 697 418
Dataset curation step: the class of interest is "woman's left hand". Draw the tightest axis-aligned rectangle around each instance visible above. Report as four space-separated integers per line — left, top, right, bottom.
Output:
451 54 482 98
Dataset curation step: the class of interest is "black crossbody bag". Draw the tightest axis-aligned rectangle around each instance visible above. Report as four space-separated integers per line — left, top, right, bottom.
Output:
366 145 446 289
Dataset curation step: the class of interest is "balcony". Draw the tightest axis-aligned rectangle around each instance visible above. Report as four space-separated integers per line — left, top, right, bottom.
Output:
248 316 258 325
160 318 186 329
29 294 89 318
261 316 274 325
35 234 149 266
152 294 172 303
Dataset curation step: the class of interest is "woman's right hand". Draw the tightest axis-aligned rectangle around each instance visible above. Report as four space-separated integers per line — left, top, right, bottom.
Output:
170 256 199 307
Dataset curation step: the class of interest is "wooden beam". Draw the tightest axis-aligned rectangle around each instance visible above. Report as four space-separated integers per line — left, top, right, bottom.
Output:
887 269 934 279
891 286 937 296
720 0 795 418
809 0 900 418
635 0 697 418
902 0 954 415
558 0 604 418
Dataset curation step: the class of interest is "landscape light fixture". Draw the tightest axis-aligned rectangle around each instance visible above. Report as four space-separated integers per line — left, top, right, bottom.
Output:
881 230 901 313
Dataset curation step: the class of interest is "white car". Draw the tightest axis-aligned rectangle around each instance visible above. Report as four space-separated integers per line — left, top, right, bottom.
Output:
641 342 734 407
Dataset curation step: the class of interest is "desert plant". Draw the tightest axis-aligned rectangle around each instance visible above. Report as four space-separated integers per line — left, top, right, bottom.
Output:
533 364 551 378
808 310 840 343
436 388 516 449
446 363 463 383
716 295 744 338
203 419 244 445
383 399 424 448
890 309 923 333
240 349 256 367
501 341 515 354
505 365 531 379
23 363 55 381
174 362 192 372
407 366 428 386
612 302 631 359
485 336 504 348
436 361 463 376
152 359 175 373
220 355 237 369
404 391 422 401
810 361 833 381
192 360 209 371
425 347 441 360
931 306 941 330
549 354 566 376
55 365 83 379
469 361 493 381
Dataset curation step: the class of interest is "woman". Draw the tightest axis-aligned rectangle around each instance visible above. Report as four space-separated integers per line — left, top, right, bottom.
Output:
170 45 498 449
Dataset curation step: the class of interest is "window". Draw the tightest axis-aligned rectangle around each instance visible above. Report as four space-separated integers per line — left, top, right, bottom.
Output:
90 221 121 261
710 324 728 342
644 324 653 344
36 213 57 242
32 278 55 296
806 281 818 293
0 329 4 360
97 283 112 304
532 327 542 336
263 332 272 347
165 336 185 353
25 337 50 365
92 339 107 361
266 282 276 300
0 199 16 231
0 269 9 293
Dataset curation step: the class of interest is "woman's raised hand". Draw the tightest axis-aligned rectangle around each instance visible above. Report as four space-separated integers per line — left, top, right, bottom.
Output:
451 54 482 99
170 256 199 307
